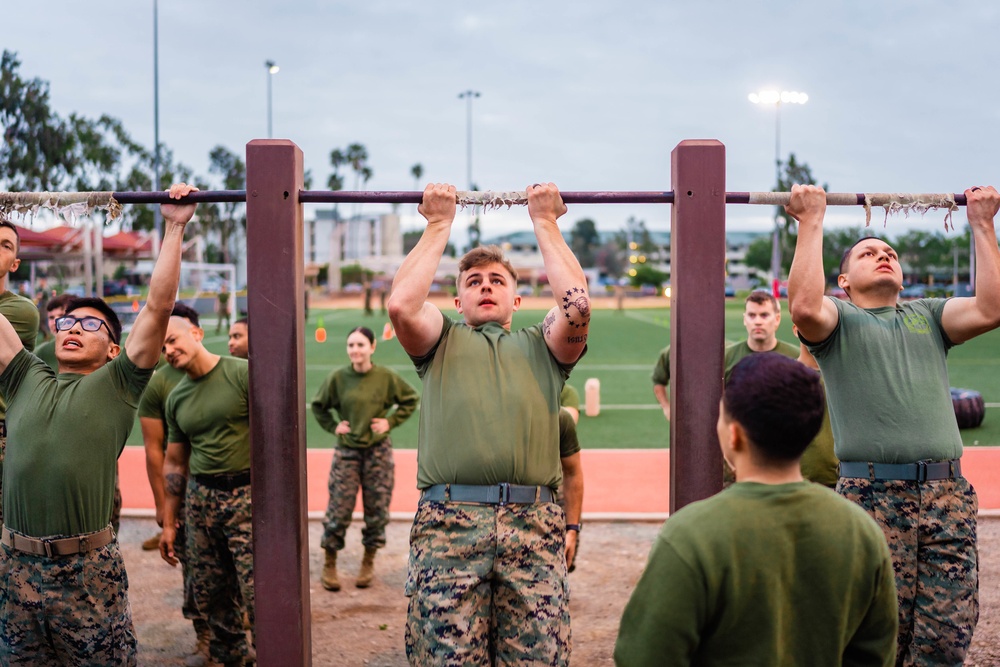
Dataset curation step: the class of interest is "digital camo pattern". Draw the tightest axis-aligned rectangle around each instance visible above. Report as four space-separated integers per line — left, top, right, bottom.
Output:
838 475 978 667
0 541 136 666
405 500 570 666
321 440 395 552
185 479 255 666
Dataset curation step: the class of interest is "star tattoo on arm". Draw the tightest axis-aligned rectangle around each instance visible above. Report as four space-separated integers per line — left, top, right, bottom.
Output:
561 287 592 328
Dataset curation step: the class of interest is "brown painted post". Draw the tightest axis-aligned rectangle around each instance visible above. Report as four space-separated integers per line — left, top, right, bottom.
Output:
669 140 727 512
245 139 311 665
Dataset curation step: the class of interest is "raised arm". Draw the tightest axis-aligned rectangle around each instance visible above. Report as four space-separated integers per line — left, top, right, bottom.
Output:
0 313 27 375
529 184 590 365
125 183 198 369
786 184 839 343
941 186 1000 343
386 183 453 357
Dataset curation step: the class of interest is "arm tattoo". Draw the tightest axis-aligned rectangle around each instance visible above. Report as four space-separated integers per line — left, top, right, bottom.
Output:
567 334 588 344
543 312 557 338
560 287 592 329
165 473 187 497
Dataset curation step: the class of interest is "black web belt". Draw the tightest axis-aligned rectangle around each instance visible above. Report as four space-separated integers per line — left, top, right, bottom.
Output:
192 470 252 492
422 483 555 505
839 459 962 482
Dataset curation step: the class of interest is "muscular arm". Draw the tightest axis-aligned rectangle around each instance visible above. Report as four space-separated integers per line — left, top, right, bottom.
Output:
560 451 584 567
140 417 167 526
126 183 197 369
0 314 26 374
386 184 453 357
530 184 590 365
786 185 839 343
942 186 1000 343
159 440 191 567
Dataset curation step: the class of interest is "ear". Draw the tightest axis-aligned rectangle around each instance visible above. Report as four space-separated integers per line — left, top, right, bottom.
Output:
837 273 849 289
512 294 522 312
106 342 121 362
192 326 205 342
8 258 20 274
454 296 463 314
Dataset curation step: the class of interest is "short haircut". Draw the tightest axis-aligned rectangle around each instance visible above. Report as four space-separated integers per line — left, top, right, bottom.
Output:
746 289 779 313
46 293 76 313
839 236 884 275
234 317 248 327
0 218 20 253
171 302 200 328
457 245 518 286
348 326 375 344
722 352 825 463
64 297 122 344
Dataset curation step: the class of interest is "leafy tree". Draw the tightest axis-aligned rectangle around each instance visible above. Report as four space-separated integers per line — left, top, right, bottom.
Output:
410 163 423 190
570 218 600 268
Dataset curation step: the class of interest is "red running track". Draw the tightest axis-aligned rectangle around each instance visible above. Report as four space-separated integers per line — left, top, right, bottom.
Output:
118 446 1000 515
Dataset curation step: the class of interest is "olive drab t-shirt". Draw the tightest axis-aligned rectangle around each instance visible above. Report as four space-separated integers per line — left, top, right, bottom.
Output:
615 482 897 666
138 363 187 423
411 318 578 489
0 349 152 537
165 356 250 476
0 290 39 420
805 297 962 464
311 364 419 449
722 339 799 384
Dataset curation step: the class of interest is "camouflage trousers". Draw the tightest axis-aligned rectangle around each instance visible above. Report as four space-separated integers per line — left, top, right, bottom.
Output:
0 536 136 666
321 440 394 552
838 475 978 667
174 508 211 632
405 499 570 666
186 478 255 665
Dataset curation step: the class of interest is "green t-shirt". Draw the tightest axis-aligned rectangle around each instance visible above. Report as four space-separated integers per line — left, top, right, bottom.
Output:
800 376 839 487
722 339 799 384
34 339 57 371
0 349 151 537
311 363 419 449
559 409 580 458
805 298 961 463
651 346 670 386
165 356 250 475
138 363 187 422
0 290 39 421
615 482 897 666
559 384 580 410
411 317 578 489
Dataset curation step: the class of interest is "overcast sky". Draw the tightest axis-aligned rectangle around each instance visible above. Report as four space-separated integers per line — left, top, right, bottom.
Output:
6 1 1000 241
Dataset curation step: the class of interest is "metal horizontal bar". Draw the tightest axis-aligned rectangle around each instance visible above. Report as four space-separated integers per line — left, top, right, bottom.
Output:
1 190 972 207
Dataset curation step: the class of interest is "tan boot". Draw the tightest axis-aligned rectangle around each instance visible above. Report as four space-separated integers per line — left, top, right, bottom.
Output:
321 550 341 591
185 624 212 667
142 532 162 551
356 547 377 588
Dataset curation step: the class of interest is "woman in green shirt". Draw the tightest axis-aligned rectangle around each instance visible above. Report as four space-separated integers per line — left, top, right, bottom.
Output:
311 326 418 591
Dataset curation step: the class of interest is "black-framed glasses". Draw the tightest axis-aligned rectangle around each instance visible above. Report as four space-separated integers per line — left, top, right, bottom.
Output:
54 316 115 341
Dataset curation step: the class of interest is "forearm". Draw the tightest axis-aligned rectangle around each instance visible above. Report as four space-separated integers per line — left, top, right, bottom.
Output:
311 404 338 434
652 384 670 409
787 219 827 319
125 220 184 367
972 222 1000 317
387 224 451 322
162 442 190 527
561 460 584 526
143 443 166 514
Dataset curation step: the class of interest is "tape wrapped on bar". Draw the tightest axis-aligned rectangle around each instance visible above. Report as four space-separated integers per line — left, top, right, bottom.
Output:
0 192 122 222
747 192 958 230
456 190 528 209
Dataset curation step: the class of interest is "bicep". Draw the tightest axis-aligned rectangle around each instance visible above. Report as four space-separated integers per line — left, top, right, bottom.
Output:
124 308 168 369
941 296 998 344
391 303 444 358
792 296 840 344
542 305 589 365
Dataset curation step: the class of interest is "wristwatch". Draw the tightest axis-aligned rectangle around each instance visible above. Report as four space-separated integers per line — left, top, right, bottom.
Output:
565 523 582 533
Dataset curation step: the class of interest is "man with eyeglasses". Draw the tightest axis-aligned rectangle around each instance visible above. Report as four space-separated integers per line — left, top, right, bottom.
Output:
0 220 39 535
0 183 198 665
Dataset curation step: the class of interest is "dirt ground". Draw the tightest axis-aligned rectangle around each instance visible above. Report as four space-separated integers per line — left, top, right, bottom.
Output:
122 515 1000 666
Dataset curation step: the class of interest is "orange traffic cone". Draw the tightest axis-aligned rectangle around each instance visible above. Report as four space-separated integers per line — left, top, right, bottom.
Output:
315 318 327 343
382 322 394 341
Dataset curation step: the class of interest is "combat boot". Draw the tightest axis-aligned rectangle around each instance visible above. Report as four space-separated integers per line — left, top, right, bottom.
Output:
321 550 341 591
356 547 377 588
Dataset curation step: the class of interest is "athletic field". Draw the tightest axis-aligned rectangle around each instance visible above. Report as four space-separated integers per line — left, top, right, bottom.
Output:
126 299 1000 450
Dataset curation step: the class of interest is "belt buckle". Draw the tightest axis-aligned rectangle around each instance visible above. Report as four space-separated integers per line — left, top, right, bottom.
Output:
916 461 928 483
79 536 90 552
41 538 54 558
497 482 510 506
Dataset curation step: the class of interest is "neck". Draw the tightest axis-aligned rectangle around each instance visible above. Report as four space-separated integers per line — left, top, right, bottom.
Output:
747 337 777 352
734 461 804 485
185 350 221 380
353 360 373 373
846 286 899 309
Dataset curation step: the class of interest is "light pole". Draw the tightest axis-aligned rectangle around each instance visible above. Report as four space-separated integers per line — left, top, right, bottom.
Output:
266 60 280 138
458 90 481 191
748 89 808 294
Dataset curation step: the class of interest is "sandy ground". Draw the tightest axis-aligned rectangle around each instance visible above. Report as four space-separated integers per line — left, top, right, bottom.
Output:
121 514 1000 666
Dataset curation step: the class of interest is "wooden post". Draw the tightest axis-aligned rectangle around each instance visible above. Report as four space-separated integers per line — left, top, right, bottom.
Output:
245 139 311 665
669 140 727 512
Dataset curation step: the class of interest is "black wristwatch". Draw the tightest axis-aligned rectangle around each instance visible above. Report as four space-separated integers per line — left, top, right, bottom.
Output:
565 523 582 533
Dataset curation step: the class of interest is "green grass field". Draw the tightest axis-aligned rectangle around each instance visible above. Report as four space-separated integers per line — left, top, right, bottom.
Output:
125 301 1000 450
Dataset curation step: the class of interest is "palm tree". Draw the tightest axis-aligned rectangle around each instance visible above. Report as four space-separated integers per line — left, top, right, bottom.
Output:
410 163 423 191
